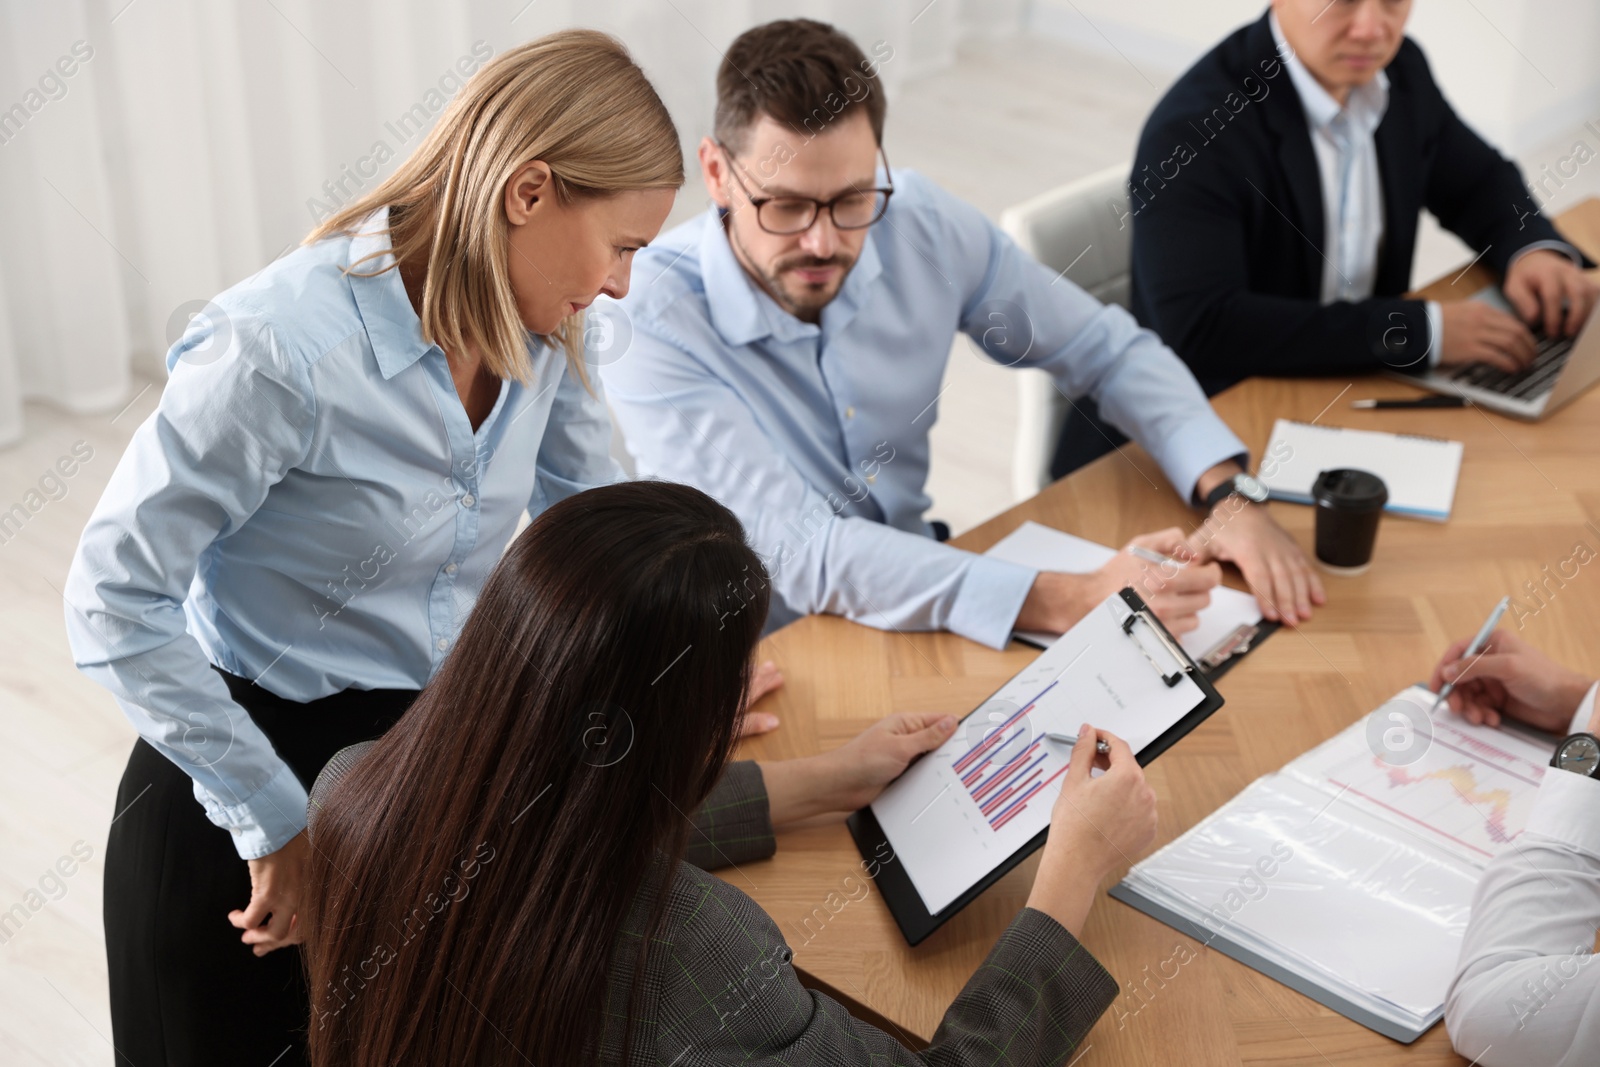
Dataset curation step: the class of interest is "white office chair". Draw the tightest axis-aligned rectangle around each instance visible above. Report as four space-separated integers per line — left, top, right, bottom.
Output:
998 165 1134 502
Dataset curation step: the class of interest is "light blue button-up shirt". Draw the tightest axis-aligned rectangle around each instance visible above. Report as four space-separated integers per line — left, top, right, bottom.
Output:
598 169 1246 651
64 208 618 858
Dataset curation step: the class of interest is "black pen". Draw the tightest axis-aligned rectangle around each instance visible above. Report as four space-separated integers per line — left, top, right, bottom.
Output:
1350 396 1470 409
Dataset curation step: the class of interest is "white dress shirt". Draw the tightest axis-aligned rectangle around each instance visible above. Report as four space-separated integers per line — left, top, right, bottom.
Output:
1445 683 1600 1066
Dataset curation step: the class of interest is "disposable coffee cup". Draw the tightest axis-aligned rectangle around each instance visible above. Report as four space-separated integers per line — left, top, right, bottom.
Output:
1311 468 1387 575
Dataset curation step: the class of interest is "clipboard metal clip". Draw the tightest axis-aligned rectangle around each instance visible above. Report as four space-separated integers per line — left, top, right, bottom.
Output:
1120 608 1190 688
1199 622 1261 671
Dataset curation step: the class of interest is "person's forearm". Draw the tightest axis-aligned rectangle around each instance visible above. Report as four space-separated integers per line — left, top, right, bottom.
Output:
755 754 846 829
1024 842 1107 939
1015 571 1096 635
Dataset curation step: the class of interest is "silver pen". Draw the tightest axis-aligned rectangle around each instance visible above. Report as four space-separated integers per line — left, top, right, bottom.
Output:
1430 595 1511 714
1128 544 1186 569
1046 730 1112 755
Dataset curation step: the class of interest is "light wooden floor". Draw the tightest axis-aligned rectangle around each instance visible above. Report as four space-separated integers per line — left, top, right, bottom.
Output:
5 31 1600 1065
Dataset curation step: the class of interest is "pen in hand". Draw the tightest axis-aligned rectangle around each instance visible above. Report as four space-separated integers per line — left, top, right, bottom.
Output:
1430 595 1511 714
1046 731 1112 755
1128 544 1187 569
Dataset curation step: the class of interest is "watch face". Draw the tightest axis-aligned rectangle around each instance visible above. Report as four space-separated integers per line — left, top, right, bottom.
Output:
1235 473 1269 503
1557 735 1600 776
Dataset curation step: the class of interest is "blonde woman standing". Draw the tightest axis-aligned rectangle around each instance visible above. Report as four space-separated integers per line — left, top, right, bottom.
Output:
64 31 690 1066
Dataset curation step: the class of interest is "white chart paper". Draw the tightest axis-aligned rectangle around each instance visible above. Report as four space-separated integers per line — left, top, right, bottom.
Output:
871 594 1207 914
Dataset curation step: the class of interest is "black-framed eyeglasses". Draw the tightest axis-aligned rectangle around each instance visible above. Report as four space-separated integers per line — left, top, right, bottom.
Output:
716 139 894 235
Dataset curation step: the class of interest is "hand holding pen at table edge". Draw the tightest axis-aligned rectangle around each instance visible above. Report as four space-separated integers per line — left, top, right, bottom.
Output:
1428 626 1597 734
1018 527 1221 638
1028 724 1158 938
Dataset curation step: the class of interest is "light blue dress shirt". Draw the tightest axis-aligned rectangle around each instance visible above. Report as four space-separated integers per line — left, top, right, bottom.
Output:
64 208 618 859
597 169 1246 651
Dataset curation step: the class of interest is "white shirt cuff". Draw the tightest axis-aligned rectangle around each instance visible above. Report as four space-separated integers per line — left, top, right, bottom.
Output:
1526 767 1600 858
1565 681 1599 736
1509 240 1584 271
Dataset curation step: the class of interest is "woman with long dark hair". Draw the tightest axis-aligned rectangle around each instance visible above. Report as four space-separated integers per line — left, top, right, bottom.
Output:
305 480 1158 1065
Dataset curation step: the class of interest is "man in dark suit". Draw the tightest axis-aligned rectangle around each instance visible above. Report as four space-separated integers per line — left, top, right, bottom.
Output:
1053 0 1596 475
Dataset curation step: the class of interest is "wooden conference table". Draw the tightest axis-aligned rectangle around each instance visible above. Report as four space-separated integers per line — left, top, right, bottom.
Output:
733 197 1600 1065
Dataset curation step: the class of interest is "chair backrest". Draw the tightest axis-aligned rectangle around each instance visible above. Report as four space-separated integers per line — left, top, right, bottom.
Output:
1000 165 1134 309
998 165 1133 501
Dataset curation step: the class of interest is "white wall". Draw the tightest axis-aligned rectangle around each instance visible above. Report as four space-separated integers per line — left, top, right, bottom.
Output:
1025 0 1600 155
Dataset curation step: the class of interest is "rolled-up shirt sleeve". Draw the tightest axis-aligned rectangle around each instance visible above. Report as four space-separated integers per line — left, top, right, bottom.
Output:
604 339 1037 650
1445 685 1600 1066
938 182 1248 502
63 306 316 860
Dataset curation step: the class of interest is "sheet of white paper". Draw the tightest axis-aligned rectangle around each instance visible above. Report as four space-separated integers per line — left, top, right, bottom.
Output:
1255 418 1463 521
871 593 1208 914
1281 686 1550 867
984 521 1263 664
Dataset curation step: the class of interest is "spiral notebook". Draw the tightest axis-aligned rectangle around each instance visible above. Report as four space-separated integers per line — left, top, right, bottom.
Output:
1256 419 1463 522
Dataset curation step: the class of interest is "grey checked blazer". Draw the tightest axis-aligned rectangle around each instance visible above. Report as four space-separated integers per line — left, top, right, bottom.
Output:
311 747 1117 1064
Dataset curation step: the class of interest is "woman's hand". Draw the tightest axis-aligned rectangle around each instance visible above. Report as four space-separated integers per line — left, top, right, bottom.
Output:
227 830 309 957
823 712 960 812
736 660 784 737
1026 726 1158 937
1428 628 1595 732
757 712 957 829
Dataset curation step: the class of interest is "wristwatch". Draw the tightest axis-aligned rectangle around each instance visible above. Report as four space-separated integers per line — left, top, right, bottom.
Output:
1200 472 1270 512
1550 732 1600 778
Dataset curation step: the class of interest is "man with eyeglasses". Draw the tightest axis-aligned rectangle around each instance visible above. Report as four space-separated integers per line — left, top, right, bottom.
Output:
597 18 1323 652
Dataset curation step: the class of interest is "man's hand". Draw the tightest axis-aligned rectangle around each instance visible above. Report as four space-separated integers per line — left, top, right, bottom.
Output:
736 659 783 737
227 831 308 957
1188 501 1324 626
1503 248 1598 341
1427 628 1594 733
1017 528 1221 637
1437 299 1537 372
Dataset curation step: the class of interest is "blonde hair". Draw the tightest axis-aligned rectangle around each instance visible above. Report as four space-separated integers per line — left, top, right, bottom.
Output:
306 30 684 383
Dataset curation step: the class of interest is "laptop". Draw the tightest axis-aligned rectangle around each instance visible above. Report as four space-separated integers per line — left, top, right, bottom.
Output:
1394 285 1600 420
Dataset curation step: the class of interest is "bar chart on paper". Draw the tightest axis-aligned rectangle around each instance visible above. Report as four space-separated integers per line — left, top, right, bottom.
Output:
871 596 1206 914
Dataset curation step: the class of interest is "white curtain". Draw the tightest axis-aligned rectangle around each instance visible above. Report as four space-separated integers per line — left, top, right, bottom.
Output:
0 0 989 448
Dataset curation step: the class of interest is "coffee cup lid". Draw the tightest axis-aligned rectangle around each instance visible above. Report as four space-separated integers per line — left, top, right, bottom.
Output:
1311 468 1388 508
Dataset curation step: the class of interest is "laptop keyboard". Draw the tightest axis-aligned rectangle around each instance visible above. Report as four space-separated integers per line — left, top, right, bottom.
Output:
1445 332 1574 400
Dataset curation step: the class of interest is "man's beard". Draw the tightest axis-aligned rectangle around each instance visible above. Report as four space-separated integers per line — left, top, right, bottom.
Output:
731 226 857 320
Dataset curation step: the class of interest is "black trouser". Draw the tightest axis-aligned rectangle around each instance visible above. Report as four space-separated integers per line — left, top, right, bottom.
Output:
104 667 418 1066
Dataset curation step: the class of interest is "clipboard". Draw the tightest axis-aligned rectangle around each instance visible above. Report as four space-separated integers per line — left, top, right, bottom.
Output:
848 588 1225 945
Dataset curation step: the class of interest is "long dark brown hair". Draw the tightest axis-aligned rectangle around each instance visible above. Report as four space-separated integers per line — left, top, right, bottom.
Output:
302 480 769 1065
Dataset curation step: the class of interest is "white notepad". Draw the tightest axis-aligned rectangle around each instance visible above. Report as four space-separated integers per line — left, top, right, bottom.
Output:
984 521 1264 666
1256 418 1463 522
